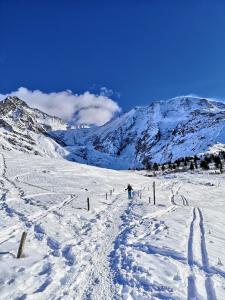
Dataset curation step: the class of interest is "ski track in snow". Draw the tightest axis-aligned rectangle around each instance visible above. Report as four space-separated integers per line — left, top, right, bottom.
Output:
1 152 78 234
0 152 82 298
109 191 185 299
187 207 217 300
1 150 225 299
0 151 132 299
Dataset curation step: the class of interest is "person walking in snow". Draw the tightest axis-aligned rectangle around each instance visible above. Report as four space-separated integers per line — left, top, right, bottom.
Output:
125 184 133 199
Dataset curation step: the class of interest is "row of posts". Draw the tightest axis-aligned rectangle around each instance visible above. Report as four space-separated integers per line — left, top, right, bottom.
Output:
87 187 115 211
17 182 156 259
137 181 156 205
88 182 156 211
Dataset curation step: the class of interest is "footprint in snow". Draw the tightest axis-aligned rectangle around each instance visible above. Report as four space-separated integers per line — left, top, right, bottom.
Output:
14 294 26 300
62 245 75 266
173 273 181 281
34 224 45 240
16 267 25 273
94 277 100 284
34 278 52 293
38 263 52 276
7 278 15 285
47 237 61 257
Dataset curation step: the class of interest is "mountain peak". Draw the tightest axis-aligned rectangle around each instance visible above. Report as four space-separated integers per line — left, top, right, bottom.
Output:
2 96 29 107
52 95 225 169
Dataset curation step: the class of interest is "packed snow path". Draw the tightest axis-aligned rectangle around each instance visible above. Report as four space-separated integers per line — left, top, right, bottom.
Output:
0 150 225 299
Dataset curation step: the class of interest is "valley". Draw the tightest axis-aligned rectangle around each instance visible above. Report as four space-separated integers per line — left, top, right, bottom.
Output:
0 150 224 299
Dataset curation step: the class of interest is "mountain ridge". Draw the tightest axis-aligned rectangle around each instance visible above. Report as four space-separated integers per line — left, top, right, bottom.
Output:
0 96 68 157
53 96 225 168
1 95 225 169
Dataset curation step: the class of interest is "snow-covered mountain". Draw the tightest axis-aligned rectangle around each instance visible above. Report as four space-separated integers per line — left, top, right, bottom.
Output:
0 96 68 157
1 97 225 300
53 96 225 169
1 95 225 169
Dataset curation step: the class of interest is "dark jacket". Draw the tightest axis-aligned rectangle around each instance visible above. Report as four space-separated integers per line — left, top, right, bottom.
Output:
126 185 133 191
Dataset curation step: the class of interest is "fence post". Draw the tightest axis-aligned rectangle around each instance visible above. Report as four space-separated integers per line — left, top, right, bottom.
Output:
17 232 27 259
113 188 115 192
110 190 112 196
153 181 156 205
87 197 90 211
106 193 107 200
149 197 151 204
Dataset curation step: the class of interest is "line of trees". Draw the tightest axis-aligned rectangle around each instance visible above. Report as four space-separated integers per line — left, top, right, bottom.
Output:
142 151 225 173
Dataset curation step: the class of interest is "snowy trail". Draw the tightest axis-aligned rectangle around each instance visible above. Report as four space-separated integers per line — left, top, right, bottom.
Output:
1 152 77 234
1 151 130 299
1 150 225 299
0 153 83 298
187 208 217 300
109 190 187 299
47 193 129 300
74 194 127 300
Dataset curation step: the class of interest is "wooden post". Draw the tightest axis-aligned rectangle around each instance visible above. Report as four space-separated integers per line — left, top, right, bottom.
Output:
140 192 142 199
17 232 27 259
110 190 112 196
149 197 151 204
113 188 115 192
153 181 156 205
106 193 107 200
87 197 90 211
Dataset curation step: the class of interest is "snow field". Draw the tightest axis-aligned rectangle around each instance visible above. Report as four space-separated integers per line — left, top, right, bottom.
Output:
0 150 225 299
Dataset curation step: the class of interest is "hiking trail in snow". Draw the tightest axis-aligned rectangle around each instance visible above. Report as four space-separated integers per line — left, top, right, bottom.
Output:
0 150 225 299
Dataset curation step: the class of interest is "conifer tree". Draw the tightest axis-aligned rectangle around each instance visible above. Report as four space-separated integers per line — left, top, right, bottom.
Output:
153 162 159 171
190 162 194 170
214 156 222 169
176 160 180 167
200 160 209 170
194 160 198 169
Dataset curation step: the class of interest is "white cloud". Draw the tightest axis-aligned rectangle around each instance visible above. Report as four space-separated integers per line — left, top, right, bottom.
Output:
0 87 121 126
99 86 114 97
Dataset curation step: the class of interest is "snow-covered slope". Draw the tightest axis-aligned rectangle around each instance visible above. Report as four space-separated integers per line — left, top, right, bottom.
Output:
0 149 225 299
0 96 68 158
54 96 225 169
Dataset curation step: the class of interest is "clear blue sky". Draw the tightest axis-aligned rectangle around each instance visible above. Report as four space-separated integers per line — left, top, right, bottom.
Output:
1 0 225 110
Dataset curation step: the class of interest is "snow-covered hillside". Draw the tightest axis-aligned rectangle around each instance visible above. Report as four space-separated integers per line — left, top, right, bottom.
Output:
0 96 68 158
0 149 225 299
54 96 225 169
1 95 225 170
